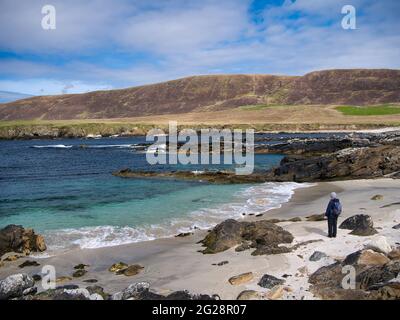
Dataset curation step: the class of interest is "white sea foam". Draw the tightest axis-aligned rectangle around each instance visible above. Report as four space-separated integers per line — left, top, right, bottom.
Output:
33 144 72 148
44 182 314 250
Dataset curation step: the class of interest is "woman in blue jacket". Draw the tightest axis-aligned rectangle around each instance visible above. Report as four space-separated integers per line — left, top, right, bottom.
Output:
325 192 342 238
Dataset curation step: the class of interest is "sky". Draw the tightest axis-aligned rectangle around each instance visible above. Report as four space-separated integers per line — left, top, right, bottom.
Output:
0 0 399 95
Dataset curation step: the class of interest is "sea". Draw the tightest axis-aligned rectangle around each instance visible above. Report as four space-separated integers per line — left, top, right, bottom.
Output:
0 133 338 253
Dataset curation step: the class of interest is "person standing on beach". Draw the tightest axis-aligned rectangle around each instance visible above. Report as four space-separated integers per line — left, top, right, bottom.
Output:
325 192 342 238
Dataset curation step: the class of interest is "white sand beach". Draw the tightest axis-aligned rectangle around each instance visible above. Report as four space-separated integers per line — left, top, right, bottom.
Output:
1 178 399 299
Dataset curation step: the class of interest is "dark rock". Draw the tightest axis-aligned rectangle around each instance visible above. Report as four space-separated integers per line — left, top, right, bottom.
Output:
393 223 400 230
72 269 87 278
255 214 263 217
32 274 42 282
175 232 193 238
86 285 110 300
306 214 326 221
289 217 302 222
116 264 144 276
339 214 374 230
108 262 128 273
350 226 378 236
56 284 79 290
74 264 89 270
235 241 252 252
309 249 400 299
212 261 229 266
265 145 400 182
257 274 285 289
83 279 98 283
251 245 291 256
0 225 46 257
309 251 327 261
357 261 400 290
165 290 216 300
0 273 35 300
200 219 293 255
18 260 40 268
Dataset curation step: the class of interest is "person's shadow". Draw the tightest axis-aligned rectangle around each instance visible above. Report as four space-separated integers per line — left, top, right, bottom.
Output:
304 226 327 236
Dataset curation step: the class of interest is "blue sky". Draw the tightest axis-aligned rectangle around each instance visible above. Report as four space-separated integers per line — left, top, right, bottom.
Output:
0 0 399 95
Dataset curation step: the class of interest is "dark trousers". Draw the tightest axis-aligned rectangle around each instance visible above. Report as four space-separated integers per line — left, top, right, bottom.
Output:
327 215 338 237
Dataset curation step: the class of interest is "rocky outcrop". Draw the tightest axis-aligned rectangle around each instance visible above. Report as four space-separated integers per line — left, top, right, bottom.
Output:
113 168 268 184
257 274 285 289
339 214 378 236
265 145 400 182
309 247 400 299
200 219 294 255
111 282 217 300
309 251 327 262
0 225 46 257
257 137 371 156
339 215 374 230
228 272 254 285
0 274 36 300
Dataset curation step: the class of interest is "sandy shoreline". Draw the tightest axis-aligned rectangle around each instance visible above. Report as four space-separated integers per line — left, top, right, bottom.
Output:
1 178 399 299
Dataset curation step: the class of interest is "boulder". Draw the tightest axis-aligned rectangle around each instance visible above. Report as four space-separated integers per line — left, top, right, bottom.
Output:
86 285 110 300
108 262 128 273
228 272 254 285
257 274 285 289
165 291 217 300
117 264 144 276
120 282 152 300
83 279 98 283
72 269 87 278
212 261 229 266
0 273 35 300
393 223 400 230
236 290 265 300
74 264 89 270
339 214 374 230
0 225 46 257
309 249 400 299
388 249 400 260
356 250 390 266
267 286 285 300
364 236 392 254
357 261 400 290
201 219 293 255
18 260 40 268
306 214 326 221
350 226 378 236
309 251 327 261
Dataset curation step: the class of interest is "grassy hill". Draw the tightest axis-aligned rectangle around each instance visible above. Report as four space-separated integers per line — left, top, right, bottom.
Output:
0 69 399 121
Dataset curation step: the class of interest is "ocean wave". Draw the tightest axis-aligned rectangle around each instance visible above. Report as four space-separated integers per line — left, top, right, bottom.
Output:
32 144 72 149
43 182 314 250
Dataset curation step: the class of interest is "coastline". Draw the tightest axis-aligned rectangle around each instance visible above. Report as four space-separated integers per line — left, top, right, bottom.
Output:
1 178 398 299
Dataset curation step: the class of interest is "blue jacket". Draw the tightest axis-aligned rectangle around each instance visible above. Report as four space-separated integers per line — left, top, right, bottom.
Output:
325 198 341 217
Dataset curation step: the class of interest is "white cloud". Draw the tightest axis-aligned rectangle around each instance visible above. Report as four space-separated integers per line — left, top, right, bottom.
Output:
0 0 399 94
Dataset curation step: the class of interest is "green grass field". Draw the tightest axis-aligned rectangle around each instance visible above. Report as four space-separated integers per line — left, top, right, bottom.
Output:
336 105 400 116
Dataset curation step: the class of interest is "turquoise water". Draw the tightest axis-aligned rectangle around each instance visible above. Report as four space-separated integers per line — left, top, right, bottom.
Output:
0 136 310 251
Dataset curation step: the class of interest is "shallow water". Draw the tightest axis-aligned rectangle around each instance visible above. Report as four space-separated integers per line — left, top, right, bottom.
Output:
0 135 317 251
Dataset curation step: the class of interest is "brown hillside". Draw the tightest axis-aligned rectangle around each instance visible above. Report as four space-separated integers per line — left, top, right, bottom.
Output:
0 69 399 121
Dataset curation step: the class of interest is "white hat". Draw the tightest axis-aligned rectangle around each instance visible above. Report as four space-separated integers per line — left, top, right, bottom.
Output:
330 192 337 199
